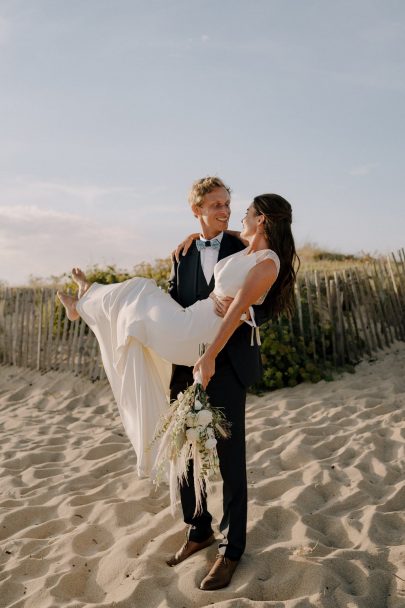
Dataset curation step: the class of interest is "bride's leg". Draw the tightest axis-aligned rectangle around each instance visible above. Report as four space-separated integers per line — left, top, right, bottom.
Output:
72 267 92 299
57 291 80 321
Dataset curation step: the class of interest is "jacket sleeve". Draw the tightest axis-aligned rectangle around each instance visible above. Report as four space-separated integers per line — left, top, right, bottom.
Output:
167 257 179 303
251 302 269 327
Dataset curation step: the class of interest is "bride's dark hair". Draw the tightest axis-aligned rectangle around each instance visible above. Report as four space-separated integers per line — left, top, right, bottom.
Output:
252 193 300 318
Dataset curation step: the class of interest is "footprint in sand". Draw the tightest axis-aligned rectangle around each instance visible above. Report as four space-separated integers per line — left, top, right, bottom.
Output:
302 512 353 548
0 506 58 541
83 443 125 460
322 555 370 596
0 578 27 607
50 563 106 604
377 484 405 512
369 511 405 546
312 434 349 460
71 524 114 556
7 555 50 580
22 518 68 541
258 546 324 601
279 437 314 470
248 505 299 546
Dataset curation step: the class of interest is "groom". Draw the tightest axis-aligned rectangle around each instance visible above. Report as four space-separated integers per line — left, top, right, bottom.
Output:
167 177 268 590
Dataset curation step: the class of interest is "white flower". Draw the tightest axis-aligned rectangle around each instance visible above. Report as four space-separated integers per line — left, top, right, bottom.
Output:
186 428 198 441
196 409 213 427
186 414 196 427
205 437 217 450
194 399 203 411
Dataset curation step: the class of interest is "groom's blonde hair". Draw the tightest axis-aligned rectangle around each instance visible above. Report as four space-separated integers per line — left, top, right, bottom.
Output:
188 176 231 208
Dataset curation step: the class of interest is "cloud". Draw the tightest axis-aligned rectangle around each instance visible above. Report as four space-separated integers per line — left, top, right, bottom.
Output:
201 34 209 43
0 177 143 211
0 204 84 224
349 163 379 177
0 177 196 284
0 205 145 285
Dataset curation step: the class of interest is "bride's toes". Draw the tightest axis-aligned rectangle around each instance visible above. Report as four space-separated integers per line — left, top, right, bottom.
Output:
57 290 80 321
72 267 86 283
71 267 90 298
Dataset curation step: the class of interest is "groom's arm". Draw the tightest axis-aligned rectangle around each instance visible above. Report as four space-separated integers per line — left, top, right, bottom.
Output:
167 256 179 304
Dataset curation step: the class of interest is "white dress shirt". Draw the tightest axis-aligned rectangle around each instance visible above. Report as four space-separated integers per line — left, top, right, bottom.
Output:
199 232 224 284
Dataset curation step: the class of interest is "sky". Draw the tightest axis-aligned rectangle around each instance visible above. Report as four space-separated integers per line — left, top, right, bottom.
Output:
0 0 404 285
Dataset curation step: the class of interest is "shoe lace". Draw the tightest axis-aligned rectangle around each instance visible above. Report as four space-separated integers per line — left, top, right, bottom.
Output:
215 552 230 567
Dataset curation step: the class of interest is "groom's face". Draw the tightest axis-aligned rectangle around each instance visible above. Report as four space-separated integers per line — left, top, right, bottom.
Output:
192 187 231 237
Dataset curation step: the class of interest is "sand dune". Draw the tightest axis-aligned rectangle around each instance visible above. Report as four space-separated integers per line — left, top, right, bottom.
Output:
1 344 404 608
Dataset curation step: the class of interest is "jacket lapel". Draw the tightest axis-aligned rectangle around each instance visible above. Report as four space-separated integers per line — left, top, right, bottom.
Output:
188 243 203 296
217 232 237 262
206 233 233 291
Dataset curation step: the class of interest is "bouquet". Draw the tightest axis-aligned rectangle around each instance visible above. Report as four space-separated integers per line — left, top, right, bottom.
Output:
151 352 231 515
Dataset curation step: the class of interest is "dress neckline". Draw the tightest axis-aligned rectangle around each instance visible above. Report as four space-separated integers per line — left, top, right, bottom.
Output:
215 247 278 269
243 247 273 256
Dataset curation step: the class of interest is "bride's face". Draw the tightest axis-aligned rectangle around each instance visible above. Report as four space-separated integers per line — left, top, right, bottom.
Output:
240 204 262 238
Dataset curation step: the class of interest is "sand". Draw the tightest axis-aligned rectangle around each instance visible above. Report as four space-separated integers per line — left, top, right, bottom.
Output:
0 344 404 608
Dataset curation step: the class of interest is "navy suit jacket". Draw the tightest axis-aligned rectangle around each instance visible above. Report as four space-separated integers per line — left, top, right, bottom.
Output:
168 233 269 388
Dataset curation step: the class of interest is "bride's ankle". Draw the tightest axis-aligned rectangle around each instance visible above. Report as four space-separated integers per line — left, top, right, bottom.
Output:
79 283 91 299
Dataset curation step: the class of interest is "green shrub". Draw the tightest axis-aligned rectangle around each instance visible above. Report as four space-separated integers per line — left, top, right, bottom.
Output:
62 259 172 293
254 319 334 391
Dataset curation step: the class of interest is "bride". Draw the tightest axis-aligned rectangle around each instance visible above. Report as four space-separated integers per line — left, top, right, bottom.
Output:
57 193 298 477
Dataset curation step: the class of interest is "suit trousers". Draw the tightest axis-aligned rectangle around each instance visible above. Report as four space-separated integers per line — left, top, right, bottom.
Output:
169 353 248 561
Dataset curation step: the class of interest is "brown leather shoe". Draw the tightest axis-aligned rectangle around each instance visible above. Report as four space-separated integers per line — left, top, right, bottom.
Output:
199 553 239 590
166 533 215 566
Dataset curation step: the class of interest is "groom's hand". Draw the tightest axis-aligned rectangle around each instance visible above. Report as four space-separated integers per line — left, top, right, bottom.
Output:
213 296 234 318
172 233 200 262
211 295 251 321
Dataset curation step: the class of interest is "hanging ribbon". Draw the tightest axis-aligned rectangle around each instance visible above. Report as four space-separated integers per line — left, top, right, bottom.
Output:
241 306 261 346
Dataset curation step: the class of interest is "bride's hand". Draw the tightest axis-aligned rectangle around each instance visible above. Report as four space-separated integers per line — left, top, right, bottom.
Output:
193 352 216 390
172 233 200 262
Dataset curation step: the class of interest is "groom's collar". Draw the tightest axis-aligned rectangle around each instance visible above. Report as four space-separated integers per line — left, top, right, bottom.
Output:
199 231 224 243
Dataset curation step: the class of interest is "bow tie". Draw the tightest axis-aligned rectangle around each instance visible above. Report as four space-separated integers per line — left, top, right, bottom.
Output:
196 238 221 251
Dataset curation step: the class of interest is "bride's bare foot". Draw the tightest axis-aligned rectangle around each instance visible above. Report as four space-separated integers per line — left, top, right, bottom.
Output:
57 291 80 321
72 267 91 299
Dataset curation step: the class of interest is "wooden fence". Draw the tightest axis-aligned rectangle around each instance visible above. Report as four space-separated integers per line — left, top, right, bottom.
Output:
1 249 404 381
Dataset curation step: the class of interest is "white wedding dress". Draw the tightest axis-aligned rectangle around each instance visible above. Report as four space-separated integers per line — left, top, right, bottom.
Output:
76 248 280 477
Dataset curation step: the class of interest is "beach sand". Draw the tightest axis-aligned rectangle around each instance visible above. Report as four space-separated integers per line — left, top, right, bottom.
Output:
0 344 404 608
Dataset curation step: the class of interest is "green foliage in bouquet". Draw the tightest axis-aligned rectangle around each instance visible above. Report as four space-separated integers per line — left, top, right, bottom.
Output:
151 381 231 516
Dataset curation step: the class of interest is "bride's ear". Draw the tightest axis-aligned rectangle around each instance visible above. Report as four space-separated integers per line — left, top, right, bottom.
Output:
256 214 266 234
